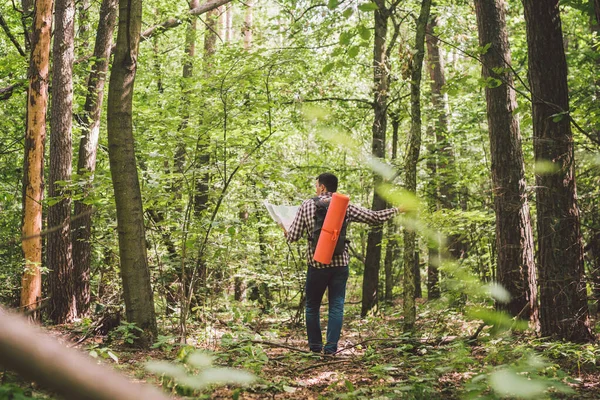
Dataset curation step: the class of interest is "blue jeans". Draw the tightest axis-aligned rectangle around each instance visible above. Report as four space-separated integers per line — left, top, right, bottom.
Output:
305 266 349 354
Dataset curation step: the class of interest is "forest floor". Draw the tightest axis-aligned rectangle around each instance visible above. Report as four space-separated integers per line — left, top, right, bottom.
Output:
4 299 600 399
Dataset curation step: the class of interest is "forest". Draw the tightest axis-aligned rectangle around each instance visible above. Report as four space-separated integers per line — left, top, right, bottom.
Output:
1 0 600 398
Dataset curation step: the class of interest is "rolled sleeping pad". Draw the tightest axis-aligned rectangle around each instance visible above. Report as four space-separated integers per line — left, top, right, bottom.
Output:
313 192 350 265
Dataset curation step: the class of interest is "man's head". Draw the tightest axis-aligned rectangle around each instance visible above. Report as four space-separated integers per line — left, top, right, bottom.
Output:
315 173 338 195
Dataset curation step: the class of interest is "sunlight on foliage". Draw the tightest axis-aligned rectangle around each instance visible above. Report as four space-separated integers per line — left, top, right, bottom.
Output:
145 351 255 392
533 160 561 175
489 369 547 398
486 282 511 304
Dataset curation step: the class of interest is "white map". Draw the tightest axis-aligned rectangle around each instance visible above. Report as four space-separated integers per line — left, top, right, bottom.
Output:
263 201 299 231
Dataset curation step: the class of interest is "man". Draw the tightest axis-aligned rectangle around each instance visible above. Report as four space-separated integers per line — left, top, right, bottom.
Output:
285 172 400 354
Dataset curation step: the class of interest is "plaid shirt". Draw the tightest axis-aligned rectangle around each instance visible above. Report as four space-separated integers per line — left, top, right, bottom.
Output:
286 192 398 268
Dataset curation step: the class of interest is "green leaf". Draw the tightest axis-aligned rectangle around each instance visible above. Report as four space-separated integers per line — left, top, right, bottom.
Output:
327 0 339 9
322 62 336 74
534 160 560 175
107 350 119 364
345 379 355 392
145 361 188 379
551 111 568 122
339 31 353 46
358 25 371 41
479 42 492 55
486 282 511 304
187 351 214 369
342 8 353 18
347 46 360 58
489 369 547 398
358 2 379 11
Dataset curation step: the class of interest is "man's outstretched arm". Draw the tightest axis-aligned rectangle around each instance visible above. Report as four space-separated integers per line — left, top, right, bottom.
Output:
347 204 401 225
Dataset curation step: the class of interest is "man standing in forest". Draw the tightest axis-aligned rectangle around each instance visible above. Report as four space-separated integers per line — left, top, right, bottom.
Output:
285 173 400 354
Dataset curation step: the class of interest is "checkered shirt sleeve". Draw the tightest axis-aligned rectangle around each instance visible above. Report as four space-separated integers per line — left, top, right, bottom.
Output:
286 193 398 268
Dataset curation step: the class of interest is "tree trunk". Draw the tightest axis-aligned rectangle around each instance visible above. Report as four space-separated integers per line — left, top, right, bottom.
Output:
402 0 431 332
384 114 400 302
77 0 92 57
414 251 422 298
425 16 462 299
523 0 592 342
48 0 77 324
474 0 538 327
73 0 119 317
20 0 53 317
107 0 157 346
361 0 389 317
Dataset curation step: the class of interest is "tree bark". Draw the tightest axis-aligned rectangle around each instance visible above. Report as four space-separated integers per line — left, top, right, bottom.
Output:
20 0 53 317
474 0 538 327
523 0 592 342
361 0 389 317
48 0 77 324
73 0 119 317
402 0 431 332
107 0 157 345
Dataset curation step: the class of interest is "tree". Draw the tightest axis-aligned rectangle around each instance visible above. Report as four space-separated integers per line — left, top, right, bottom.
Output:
107 0 157 345
402 0 432 332
72 0 119 316
20 0 53 316
474 0 538 326
361 0 390 317
523 0 592 342
47 0 77 324
424 16 449 300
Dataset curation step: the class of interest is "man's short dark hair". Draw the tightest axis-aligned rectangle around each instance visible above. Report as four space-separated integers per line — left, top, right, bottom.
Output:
317 173 338 192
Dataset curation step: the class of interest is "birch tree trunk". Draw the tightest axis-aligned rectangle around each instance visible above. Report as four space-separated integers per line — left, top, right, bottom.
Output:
402 0 431 331
73 0 118 316
48 0 76 323
523 0 592 342
474 0 538 327
20 0 53 317
107 0 157 345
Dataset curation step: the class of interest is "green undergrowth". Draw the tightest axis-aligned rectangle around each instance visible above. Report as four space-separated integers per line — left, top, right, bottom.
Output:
2 301 599 399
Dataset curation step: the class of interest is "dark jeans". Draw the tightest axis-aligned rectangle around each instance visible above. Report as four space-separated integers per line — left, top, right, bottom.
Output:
305 266 349 354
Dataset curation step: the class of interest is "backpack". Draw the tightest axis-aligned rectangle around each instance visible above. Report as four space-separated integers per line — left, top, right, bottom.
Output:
311 197 348 256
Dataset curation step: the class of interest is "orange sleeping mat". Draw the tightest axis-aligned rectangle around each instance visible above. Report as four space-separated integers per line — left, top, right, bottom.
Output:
313 192 350 265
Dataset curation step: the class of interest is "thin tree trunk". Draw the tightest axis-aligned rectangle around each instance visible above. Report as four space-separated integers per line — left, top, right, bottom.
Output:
77 0 91 57
523 0 592 342
73 0 118 317
474 0 538 327
384 114 400 302
48 0 77 324
403 0 431 332
20 0 53 317
107 0 157 346
361 0 389 317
